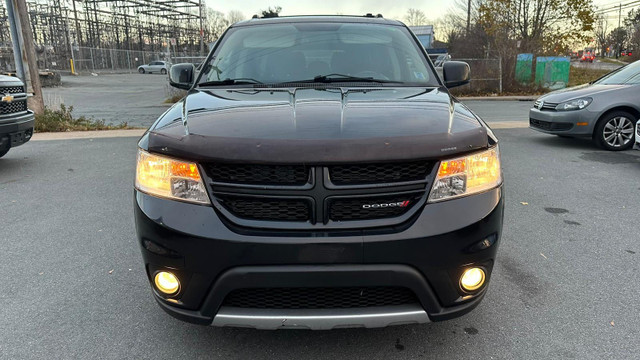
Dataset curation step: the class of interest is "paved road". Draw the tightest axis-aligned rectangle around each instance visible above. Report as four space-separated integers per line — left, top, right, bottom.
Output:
43 74 535 128
571 60 623 71
1 128 639 359
42 73 173 128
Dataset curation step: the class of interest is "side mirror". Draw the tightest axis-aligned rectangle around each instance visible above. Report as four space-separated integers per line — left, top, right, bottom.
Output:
442 61 470 88
169 63 195 90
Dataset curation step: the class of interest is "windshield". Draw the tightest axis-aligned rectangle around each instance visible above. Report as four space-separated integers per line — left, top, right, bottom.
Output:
199 22 437 86
594 60 640 85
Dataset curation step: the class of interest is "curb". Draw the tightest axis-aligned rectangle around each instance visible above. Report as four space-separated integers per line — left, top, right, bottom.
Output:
30 121 530 142
459 96 537 101
32 129 146 141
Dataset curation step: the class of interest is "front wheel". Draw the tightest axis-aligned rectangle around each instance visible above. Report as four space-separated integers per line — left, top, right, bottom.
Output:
594 111 636 151
138 68 145 74
161 68 167 75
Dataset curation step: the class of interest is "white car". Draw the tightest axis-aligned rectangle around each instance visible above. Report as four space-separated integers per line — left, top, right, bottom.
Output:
635 120 640 150
137 61 169 74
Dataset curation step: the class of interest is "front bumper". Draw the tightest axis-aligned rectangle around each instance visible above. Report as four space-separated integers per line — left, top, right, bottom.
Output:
0 111 35 150
529 107 596 136
135 186 504 329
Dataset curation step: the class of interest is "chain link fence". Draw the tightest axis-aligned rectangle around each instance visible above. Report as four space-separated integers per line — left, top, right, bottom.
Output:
449 58 503 94
0 45 204 74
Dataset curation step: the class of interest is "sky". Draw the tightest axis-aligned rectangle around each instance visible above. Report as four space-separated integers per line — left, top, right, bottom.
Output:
205 0 626 24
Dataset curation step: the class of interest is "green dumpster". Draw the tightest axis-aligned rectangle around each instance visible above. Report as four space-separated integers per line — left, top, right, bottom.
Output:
515 53 533 84
535 57 570 89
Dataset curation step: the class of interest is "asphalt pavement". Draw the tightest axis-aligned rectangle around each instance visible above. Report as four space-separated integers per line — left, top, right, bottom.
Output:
42 74 534 128
1 125 639 359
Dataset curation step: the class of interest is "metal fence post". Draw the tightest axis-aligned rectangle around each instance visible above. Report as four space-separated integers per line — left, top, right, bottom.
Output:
499 57 503 93
89 47 95 72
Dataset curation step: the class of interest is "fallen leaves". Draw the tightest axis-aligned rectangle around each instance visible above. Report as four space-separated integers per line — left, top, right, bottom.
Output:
520 202 529 205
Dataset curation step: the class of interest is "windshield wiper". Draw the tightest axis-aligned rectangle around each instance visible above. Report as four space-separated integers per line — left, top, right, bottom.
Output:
198 78 263 87
284 73 400 84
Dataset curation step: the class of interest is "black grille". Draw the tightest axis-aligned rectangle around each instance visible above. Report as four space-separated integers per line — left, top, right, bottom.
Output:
223 287 419 309
207 164 309 186
530 119 573 131
329 161 430 185
534 100 558 111
0 86 24 94
329 194 419 221
0 100 27 115
217 195 310 222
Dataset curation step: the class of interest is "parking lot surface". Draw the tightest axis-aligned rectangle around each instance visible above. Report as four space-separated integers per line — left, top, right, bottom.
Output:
42 74 534 128
1 126 638 359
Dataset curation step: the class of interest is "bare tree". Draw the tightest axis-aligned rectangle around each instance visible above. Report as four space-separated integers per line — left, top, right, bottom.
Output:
227 10 245 24
405 8 428 26
206 9 229 40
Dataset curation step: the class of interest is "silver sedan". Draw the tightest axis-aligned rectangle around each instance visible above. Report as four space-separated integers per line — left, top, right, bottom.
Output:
137 61 169 74
530 60 640 151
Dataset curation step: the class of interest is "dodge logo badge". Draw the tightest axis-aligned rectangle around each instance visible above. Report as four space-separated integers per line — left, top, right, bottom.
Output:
362 201 410 209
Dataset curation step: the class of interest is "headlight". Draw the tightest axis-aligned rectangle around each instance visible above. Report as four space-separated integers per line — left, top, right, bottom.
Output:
555 97 592 111
135 149 210 205
428 146 501 203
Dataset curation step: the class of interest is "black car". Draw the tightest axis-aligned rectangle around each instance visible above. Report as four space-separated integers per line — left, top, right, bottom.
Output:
0 75 34 158
134 15 504 329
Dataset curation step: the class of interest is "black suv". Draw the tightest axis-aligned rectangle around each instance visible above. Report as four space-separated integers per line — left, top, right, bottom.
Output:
0 75 34 158
134 15 503 329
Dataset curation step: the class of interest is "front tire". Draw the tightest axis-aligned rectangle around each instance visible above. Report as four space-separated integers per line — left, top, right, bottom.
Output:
594 111 636 151
138 68 145 74
161 68 167 75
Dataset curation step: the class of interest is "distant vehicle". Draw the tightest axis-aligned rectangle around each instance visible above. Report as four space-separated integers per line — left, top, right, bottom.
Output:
580 52 595 63
137 61 169 74
0 75 34 158
530 60 640 151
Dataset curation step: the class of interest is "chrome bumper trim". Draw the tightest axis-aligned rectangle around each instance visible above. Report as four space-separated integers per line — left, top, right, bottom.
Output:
212 304 430 330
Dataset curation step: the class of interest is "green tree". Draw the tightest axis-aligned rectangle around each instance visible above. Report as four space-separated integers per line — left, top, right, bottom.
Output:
608 27 628 58
478 0 595 54
261 6 282 18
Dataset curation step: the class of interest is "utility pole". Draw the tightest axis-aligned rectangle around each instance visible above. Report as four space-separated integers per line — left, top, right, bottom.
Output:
617 3 622 58
6 0 44 115
199 0 204 56
466 0 471 35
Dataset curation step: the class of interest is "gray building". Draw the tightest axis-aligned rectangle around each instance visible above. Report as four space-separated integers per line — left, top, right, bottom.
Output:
409 25 434 49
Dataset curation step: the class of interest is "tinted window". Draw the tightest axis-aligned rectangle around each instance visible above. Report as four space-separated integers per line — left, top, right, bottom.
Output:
200 22 437 85
595 61 640 85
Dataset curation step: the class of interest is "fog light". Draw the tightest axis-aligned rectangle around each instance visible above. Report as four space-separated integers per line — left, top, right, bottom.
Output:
460 267 485 292
154 271 180 295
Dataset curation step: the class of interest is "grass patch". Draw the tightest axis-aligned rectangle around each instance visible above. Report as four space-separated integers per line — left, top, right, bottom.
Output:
568 66 610 87
164 94 184 104
35 104 134 132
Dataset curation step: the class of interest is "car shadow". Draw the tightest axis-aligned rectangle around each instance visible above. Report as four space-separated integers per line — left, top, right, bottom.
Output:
529 135 598 151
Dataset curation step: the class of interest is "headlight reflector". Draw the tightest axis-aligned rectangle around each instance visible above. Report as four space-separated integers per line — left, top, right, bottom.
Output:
428 146 501 202
135 149 209 205
555 97 592 111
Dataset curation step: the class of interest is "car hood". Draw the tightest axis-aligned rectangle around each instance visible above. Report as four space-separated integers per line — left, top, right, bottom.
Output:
0 74 23 84
145 87 489 164
538 83 630 103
